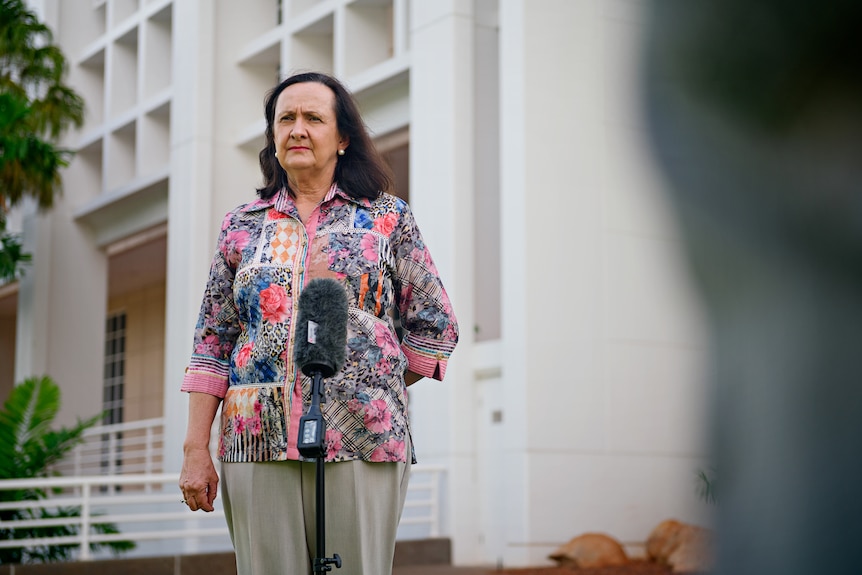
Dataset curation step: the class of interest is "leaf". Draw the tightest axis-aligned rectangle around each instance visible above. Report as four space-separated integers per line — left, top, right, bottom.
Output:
0 376 59 480
0 225 31 281
0 375 133 562
0 0 84 214
696 467 719 505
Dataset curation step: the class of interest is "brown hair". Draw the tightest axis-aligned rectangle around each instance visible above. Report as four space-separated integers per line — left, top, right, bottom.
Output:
257 71 394 201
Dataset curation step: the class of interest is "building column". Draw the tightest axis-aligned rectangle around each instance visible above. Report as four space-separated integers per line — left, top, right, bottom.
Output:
16 0 107 418
162 0 216 475
14 202 51 385
408 0 479 565
497 0 530 567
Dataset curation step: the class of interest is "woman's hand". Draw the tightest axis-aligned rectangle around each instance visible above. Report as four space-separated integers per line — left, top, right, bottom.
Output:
179 392 222 512
180 445 219 512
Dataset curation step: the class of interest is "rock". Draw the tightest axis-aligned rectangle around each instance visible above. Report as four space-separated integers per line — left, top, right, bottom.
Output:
646 519 685 563
549 532 629 569
646 519 712 573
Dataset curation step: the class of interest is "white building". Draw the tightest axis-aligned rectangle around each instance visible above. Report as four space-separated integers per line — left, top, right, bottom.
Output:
0 0 712 567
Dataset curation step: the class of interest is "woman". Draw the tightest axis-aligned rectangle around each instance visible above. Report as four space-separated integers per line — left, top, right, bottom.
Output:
178 71 458 574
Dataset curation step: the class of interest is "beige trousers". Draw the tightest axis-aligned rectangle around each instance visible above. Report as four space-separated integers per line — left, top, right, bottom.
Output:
221 456 411 575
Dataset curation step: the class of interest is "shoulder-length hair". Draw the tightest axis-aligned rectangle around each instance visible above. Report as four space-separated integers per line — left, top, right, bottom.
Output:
257 71 394 201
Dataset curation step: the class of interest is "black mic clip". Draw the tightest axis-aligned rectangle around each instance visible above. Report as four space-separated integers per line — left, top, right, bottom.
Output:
314 554 342 573
298 370 327 459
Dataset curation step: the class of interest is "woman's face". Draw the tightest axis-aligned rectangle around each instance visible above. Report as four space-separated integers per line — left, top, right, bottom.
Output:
273 82 348 182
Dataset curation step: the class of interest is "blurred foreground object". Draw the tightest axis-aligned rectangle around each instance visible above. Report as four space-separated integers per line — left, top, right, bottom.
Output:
642 1 862 574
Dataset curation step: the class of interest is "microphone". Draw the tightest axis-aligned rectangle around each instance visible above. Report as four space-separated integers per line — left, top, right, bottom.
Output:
294 278 348 571
294 278 348 459
293 278 348 379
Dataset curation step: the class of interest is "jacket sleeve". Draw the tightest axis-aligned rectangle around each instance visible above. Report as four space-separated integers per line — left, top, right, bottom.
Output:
181 212 242 398
390 201 459 380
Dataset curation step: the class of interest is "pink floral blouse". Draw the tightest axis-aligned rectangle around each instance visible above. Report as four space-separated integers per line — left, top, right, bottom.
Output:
181 185 458 463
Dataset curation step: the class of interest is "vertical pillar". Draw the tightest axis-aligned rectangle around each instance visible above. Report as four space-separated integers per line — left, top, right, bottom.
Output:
497 0 530 567
408 0 478 564
14 0 106 426
162 0 216 475
14 202 51 384
15 0 59 385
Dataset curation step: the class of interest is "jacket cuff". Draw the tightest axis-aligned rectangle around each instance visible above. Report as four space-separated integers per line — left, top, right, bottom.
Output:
402 333 456 381
181 356 229 398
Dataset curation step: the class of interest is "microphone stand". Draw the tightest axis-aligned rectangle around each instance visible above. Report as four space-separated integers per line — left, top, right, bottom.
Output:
299 370 342 574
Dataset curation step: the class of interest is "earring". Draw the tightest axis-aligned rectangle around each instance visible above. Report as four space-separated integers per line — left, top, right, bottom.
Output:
337 149 345 156
274 152 278 158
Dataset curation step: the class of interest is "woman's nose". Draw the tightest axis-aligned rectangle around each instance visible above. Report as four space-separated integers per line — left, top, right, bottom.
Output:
291 119 306 139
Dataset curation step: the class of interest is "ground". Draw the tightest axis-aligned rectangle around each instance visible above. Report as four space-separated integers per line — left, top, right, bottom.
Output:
500 560 678 575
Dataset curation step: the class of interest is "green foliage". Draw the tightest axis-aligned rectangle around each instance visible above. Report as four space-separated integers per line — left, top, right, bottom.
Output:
696 467 718 506
0 376 136 564
0 0 84 212
0 91 69 210
0 0 86 281
0 218 30 282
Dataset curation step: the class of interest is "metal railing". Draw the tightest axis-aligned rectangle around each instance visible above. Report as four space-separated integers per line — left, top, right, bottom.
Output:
0 465 446 560
400 464 445 538
52 418 165 478
0 473 226 561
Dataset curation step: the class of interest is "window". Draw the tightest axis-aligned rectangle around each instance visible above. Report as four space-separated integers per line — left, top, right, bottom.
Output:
103 312 125 424
102 312 126 481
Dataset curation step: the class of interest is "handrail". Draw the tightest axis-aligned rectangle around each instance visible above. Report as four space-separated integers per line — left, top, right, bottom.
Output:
0 465 446 560
81 417 166 435
400 463 445 538
52 418 167 479
0 473 226 561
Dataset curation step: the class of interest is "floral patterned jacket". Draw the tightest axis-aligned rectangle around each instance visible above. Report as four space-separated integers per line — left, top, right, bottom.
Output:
181 185 458 463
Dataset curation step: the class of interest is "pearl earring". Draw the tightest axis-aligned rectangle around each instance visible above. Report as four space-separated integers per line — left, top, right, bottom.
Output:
337 149 345 156
274 152 278 158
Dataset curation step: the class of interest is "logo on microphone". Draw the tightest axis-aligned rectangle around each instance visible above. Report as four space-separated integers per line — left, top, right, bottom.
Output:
307 320 318 344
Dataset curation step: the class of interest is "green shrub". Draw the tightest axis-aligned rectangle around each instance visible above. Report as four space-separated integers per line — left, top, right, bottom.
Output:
0 376 135 563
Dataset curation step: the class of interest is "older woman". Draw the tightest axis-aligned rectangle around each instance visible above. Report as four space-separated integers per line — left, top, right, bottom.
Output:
178 71 458 574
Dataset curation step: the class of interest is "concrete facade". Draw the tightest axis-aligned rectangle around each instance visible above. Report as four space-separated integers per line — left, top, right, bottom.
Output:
1 0 712 568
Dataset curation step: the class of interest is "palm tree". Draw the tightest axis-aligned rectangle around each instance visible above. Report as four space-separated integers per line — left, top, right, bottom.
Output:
0 376 135 563
0 0 84 280
0 224 29 281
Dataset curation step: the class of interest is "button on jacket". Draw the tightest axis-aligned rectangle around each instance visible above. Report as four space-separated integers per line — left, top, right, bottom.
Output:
181 185 459 463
